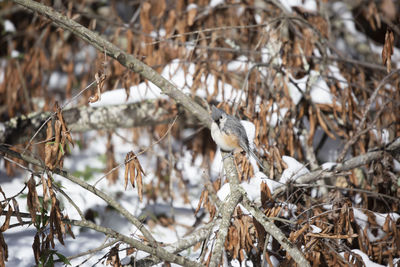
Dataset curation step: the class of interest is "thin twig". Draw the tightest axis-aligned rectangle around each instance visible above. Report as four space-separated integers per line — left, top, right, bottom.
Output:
0 144 157 246
92 115 178 187
67 219 203 267
22 79 97 153
67 237 121 261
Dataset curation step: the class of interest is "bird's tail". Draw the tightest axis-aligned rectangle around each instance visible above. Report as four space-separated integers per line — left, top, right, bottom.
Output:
248 148 266 171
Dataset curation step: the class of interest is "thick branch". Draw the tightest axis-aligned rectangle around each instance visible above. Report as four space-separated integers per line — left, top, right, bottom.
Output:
135 218 221 267
0 100 196 145
209 187 242 267
12 0 212 129
210 153 309 266
69 219 202 267
209 154 242 267
272 137 400 198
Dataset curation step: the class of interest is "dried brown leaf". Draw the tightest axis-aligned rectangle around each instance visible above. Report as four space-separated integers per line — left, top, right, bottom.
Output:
44 121 55 169
124 161 129 190
165 10 176 37
32 233 40 264
105 134 118 184
187 6 197 26
383 215 391 233
382 29 394 73
27 176 40 223
260 182 272 209
89 72 106 103
316 107 336 140
308 105 316 146
195 189 206 215
133 157 145 202
129 161 135 188
11 198 23 226
55 102 74 147
106 244 121 267
0 205 12 232
41 175 49 207
124 152 145 202
0 232 7 267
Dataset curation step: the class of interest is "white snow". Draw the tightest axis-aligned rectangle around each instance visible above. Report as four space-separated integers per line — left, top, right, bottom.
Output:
4 20 16 32
11 50 20 58
186 3 197 11
280 0 317 12
342 249 385 267
288 71 337 106
280 156 310 184
209 0 224 7
48 71 69 90
227 56 250 72
353 208 400 243
90 81 163 107
310 225 322 233
321 162 337 170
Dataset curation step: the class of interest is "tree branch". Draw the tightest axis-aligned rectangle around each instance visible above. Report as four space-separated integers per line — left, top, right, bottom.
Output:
241 195 311 267
272 137 400 198
12 0 211 129
0 144 157 245
68 219 202 267
0 100 198 145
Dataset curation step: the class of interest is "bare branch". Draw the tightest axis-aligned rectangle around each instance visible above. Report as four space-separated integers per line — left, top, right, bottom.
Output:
0 144 157 245
12 0 211 128
0 100 192 145
68 219 202 267
272 137 400 198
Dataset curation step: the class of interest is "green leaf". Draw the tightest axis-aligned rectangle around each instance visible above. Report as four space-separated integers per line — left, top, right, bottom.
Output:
55 252 71 265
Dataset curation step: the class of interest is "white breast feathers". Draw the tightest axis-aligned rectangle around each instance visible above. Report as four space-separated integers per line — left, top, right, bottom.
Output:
211 121 236 151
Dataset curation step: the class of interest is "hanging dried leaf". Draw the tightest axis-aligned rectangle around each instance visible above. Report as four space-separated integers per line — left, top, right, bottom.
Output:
106 244 121 267
64 215 75 239
365 2 380 31
187 5 197 26
0 205 12 232
41 175 49 207
88 72 106 103
105 133 118 184
124 151 146 202
27 176 40 224
47 177 65 246
0 232 7 267
316 107 336 140
32 233 40 264
382 29 394 73
195 189 206 215
11 198 23 226
55 102 74 147
165 10 176 37
260 182 272 209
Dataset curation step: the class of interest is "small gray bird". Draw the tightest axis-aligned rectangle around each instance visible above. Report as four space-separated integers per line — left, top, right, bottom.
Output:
211 106 264 169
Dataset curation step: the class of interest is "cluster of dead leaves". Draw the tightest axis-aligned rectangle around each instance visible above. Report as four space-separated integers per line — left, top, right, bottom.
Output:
124 151 145 202
28 174 75 265
44 102 74 170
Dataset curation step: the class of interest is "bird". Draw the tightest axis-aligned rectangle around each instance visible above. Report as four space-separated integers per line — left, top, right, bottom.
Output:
210 105 265 170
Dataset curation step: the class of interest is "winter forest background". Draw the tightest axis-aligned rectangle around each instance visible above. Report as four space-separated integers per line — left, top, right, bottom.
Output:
0 0 400 266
